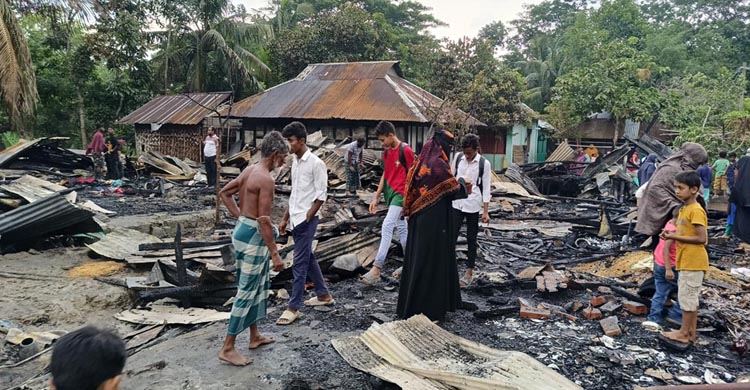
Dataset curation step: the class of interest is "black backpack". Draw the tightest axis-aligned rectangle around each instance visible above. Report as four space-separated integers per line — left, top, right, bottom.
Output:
454 152 486 195
384 142 409 172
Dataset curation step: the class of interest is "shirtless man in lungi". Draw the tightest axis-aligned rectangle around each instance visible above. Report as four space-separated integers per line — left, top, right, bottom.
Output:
217 131 288 366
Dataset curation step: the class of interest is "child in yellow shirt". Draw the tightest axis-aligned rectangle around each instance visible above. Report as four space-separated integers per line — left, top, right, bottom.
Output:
660 171 708 345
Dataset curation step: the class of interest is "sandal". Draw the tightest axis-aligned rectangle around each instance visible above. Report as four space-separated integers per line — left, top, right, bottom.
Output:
359 272 380 285
304 296 335 307
460 274 473 288
276 309 302 325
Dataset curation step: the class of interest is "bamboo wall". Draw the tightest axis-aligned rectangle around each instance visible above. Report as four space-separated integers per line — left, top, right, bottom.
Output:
135 125 202 162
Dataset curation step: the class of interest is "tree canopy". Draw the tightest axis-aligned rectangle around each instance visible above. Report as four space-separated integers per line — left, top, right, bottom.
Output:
0 0 748 151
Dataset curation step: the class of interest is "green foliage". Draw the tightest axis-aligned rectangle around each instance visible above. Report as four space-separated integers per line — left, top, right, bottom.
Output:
592 0 649 43
2 131 19 147
149 0 272 96
429 38 528 130
547 41 671 138
268 4 391 81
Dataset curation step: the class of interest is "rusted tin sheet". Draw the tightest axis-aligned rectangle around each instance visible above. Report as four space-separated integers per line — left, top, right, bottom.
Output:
119 93 231 126
224 62 484 127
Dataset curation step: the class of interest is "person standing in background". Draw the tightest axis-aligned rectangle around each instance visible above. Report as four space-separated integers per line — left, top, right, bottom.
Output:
712 150 731 197
86 128 106 180
204 127 220 187
697 162 712 203
105 128 121 180
344 137 365 194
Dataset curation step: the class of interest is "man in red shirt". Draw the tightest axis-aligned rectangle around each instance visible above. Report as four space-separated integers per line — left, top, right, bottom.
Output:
361 121 415 284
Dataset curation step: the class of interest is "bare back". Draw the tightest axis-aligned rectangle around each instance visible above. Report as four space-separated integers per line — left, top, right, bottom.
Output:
229 163 275 220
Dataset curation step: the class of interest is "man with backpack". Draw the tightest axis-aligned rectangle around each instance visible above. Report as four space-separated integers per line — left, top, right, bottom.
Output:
361 121 415 284
451 133 491 287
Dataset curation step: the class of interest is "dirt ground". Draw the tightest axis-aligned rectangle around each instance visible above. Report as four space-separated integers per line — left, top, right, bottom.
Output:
3 204 750 389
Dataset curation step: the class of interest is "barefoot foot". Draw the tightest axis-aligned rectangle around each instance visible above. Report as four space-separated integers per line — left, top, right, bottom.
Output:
219 348 253 366
249 336 276 350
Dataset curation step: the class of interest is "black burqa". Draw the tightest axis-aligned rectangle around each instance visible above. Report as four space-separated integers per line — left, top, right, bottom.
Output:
397 130 467 322
732 156 750 243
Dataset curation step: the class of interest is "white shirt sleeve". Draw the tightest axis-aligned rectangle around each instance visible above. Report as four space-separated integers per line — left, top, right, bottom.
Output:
313 159 328 202
482 159 492 204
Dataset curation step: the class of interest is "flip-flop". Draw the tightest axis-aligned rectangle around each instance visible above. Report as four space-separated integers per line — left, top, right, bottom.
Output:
359 273 380 285
304 297 335 307
276 309 302 325
658 333 691 351
392 266 403 280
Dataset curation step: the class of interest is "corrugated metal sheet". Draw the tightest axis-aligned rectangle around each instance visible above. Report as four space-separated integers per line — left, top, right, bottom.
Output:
624 119 640 139
0 138 93 171
118 92 231 126
546 140 576 162
0 193 95 247
86 228 162 261
225 62 485 127
332 314 582 390
0 139 39 167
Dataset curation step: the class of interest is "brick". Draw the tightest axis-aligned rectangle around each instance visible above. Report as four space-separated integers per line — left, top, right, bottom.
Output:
554 311 578 322
538 303 565 313
536 275 546 292
623 301 648 316
520 307 551 320
517 298 532 308
590 296 606 307
597 286 613 294
599 301 622 314
565 301 584 312
583 307 603 320
600 316 622 337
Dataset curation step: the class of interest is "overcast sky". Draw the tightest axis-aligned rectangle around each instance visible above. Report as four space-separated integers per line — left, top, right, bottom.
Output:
236 0 548 40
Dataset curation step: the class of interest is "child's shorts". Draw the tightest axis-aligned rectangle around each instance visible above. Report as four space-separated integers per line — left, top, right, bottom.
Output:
677 270 704 311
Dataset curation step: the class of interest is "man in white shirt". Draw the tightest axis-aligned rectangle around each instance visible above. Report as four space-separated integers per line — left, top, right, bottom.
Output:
451 133 491 287
203 127 220 186
277 122 334 325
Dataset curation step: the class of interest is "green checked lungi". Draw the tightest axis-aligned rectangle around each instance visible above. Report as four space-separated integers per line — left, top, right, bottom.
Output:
227 216 277 336
346 165 360 192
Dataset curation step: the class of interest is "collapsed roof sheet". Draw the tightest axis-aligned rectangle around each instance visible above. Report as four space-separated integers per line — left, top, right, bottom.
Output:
333 314 582 389
0 193 96 248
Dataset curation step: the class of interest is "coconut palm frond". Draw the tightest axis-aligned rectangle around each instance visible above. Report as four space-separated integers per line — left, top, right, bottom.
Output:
235 46 271 75
0 0 38 133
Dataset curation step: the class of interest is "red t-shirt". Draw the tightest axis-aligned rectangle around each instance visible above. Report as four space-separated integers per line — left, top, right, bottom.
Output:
383 143 415 196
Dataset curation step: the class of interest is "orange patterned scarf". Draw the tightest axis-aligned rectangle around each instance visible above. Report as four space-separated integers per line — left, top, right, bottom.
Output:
402 130 460 217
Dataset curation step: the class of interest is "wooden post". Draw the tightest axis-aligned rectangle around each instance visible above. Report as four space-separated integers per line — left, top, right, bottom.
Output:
174 223 191 307
174 223 186 286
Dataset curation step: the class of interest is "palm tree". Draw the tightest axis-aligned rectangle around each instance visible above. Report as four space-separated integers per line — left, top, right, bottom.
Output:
1 0 94 137
0 0 37 136
152 0 272 94
515 35 568 113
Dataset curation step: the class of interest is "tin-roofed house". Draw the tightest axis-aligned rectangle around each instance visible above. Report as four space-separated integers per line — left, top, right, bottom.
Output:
222 61 485 154
118 92 232 162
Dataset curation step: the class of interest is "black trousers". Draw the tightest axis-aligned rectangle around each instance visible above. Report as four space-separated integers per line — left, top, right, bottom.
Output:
204 155 217 186
452 209 479 269
105 153 120 179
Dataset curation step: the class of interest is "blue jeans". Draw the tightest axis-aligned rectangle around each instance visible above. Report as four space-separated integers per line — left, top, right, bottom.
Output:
648 263 682 324
289 217 329 311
